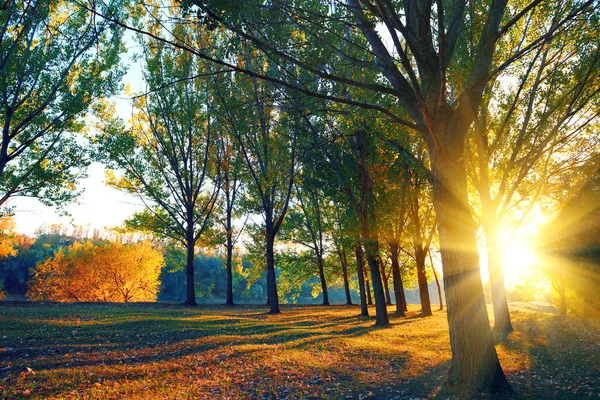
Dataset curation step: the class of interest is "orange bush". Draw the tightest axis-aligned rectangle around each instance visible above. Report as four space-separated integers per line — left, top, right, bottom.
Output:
28 240 163 302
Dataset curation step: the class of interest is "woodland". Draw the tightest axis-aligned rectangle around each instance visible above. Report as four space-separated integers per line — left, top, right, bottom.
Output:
1 0 600 398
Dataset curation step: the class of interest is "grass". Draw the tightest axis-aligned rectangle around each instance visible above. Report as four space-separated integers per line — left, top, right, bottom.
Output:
0 302 598 399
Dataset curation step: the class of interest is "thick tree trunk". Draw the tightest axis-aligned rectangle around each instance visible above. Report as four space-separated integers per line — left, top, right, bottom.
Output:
416 248 432 316
184 232 196 306
340 247 353 305
390 244 406 316
265 229 280 314
430 139 509 393
364 246 389 326
482 212 513 333
356 245 369 317
225 219 235 306
317 251 330 305
381 261 392 305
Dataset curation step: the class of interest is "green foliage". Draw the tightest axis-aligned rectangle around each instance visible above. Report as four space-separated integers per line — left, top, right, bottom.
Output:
0 0 128 208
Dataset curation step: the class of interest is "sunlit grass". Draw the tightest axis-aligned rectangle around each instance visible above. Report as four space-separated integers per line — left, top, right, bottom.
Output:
0 303 598 399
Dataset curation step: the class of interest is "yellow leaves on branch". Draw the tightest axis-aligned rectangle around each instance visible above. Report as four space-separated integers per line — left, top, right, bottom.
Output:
28 240 164 303
0 217 18 259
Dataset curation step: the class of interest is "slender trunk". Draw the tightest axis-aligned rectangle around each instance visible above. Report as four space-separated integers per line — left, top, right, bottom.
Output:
355 245 369 317
356 129 389 326
430 133 509 392
317 251 330 305
416 247 432 316
340 247 353 305
365 272 373 305
482 211 513 333
265 227 280 314
381 261 392 305
225 213 235 306
390 243 406 316
430 251 444 311
184 229 196 306
558 279 567 316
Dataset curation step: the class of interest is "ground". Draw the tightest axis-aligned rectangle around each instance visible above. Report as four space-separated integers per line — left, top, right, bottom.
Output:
0 303 598 399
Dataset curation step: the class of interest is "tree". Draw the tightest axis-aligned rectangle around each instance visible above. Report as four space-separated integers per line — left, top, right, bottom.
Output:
211 65 299 314
213 116 246 306
541 164 600 318
467 12 600 332
28 240 163 302
406 154 437 317
97 22 220 306
0 0 126 208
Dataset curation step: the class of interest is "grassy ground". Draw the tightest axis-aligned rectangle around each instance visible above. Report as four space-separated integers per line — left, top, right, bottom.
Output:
0 303 598 399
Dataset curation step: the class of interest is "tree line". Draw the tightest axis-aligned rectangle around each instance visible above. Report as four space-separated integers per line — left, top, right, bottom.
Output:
2 0 599 395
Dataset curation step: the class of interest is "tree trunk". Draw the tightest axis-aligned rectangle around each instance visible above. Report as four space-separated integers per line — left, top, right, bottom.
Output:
381 260 392 305
558 279 567 316
225 217 235 306
363 247 389 326
430 138 509 393
390 244 406 316
265 229 280 314
184 231 196 306
355 245 369 317
355 128 389 326
340 247 353 305
482 211 513 333
365 272 373 306
317 251 330 305
430 251 444 311
416 247 432 316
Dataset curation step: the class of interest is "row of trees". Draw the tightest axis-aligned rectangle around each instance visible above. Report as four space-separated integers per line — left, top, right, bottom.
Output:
2 0 600 395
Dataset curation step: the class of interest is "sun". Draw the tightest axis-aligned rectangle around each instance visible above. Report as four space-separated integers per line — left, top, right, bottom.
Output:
502 242 538 284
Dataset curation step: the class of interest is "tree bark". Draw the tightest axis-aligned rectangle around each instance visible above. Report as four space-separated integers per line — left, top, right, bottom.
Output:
265 225 280 314
381 260 392 305
430 251 444 311
430 137 509 392
225 214 235 306
365 272 373 306
184 229 197 306
416 247 432 316
340 247 353 305
390 243 406 316
482 210 513 333
316 251 330 305
356 245 369 317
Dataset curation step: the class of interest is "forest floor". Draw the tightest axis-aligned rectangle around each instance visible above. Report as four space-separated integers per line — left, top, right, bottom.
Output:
0 302 598 399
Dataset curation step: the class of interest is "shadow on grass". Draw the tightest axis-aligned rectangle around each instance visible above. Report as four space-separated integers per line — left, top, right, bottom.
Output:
1 303 597 399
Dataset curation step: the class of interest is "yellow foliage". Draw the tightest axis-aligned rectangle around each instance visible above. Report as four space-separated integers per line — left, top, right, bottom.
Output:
28 240 164 302
0 217 17 259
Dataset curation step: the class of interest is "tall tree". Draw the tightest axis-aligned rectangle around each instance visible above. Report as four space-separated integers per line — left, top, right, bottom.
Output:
0 0 126 208
97 23 220 306
467 12 600 333
211 66 299 314
213 114 246 306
